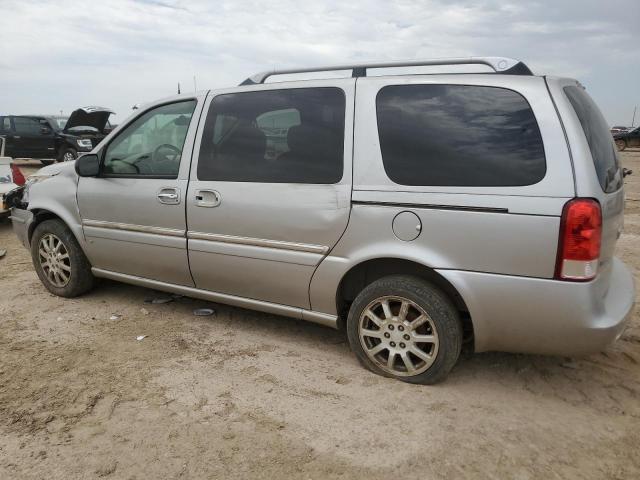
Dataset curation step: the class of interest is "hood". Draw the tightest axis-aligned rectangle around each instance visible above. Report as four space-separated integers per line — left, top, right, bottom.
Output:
64 106 114 133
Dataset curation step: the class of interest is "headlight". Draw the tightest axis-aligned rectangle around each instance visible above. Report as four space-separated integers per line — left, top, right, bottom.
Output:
24 172 59 192
76 139 92 149
22 173 56 203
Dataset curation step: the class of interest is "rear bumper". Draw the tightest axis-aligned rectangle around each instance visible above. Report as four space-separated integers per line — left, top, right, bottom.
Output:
438 258 635 355
10 207 33 249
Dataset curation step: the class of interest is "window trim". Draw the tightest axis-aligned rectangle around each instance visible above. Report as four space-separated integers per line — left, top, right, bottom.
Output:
197 86 347 184
375 83 547 188
98 98 198 180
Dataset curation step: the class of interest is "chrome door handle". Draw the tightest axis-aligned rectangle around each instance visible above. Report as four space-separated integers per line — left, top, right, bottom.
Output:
194 189 221 207
157 188 180 205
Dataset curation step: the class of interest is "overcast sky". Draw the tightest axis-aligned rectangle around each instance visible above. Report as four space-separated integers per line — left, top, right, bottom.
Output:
0 0 638 126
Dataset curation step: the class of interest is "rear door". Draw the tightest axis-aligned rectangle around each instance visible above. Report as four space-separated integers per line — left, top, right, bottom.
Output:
77 96 204 285
186 80 354 308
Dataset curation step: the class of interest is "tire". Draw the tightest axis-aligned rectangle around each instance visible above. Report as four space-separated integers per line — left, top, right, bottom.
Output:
30 219 95 297
346 275 462 385
615 139 626 152
40 160 55 166
57 147 78 162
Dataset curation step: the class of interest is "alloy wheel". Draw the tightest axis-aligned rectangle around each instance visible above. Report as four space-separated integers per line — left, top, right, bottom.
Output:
358 296 439 377
38 233 71 287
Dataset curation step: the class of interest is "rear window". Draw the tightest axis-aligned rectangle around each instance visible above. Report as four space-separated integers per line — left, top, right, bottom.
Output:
564 85 621 193
376 84 546 187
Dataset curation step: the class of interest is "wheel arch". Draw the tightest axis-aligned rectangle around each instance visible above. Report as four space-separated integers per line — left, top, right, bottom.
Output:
28 208 86 252
334 257 474 344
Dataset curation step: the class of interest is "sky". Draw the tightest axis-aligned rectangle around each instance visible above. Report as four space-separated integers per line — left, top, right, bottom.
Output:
0 0 638 126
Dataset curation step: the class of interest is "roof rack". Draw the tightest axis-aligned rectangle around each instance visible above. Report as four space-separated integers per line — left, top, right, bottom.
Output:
240 57 533 85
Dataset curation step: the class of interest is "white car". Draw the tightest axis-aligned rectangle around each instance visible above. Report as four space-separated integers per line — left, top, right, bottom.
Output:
0 157 25 216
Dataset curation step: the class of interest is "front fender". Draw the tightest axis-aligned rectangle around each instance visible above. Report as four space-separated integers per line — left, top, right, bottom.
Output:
26 163 85 249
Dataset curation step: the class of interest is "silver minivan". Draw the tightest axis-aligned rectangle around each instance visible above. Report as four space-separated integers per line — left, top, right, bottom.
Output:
8 57 636 384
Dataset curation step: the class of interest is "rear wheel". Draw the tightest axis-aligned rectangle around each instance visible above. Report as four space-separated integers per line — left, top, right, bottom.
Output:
31 219 95 297
615 139 626 151
57 147 78 162
346 275 462 384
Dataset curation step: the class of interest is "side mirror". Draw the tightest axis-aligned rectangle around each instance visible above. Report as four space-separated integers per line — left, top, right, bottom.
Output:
75 153 100 177
40 127 52 135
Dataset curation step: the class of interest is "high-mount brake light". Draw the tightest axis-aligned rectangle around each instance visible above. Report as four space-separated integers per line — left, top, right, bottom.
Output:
555 198 602 281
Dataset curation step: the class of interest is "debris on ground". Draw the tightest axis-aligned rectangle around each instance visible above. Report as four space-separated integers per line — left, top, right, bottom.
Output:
140 308 149 315
144 296 174 304
0 249 6 258
193 308 215 316
560 360 580 370
136 335 147 341
109 314 121 321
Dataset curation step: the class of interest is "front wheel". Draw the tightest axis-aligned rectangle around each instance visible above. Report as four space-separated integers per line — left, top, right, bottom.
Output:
346 275 462 384
615 139 626 151
57 147 78 162
31 219 96 297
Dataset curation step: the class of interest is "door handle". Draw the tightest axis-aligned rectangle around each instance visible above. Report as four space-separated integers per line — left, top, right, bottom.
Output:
157 188 180 205
158 193 178 200
194 189 221 208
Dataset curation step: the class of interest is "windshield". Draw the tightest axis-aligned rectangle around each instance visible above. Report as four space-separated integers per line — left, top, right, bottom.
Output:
47 117 68 130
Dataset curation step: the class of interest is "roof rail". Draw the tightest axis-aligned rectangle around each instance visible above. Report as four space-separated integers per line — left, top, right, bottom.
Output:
239 57 533 85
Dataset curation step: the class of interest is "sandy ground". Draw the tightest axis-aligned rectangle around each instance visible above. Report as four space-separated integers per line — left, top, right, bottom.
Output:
1 152 639 480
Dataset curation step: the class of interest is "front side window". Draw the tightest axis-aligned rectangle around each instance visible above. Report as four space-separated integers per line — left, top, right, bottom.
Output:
103 100 196 178
376 84 546 187
198 88 345 184
13 117 42 135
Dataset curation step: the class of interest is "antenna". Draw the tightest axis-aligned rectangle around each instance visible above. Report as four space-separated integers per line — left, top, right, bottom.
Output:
193 75 197 92
632 106 637 128
177 82 181 94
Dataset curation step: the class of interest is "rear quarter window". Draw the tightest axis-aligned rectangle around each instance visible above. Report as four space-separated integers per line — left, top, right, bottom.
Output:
376 84 546 187
563 85 621 193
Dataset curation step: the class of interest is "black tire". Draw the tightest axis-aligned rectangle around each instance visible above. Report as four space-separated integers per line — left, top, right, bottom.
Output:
615 139 626 152
40 159 55 166
30 219 95 297
346 275 462 385
57 147 78 162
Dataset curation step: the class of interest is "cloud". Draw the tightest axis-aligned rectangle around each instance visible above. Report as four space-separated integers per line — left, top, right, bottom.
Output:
0 0 638 124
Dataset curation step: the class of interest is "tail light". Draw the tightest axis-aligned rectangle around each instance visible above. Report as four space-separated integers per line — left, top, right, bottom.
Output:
555 198 602 281
10 163 26 186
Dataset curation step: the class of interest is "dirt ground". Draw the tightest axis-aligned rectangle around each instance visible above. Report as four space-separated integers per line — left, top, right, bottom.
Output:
1 152 639 480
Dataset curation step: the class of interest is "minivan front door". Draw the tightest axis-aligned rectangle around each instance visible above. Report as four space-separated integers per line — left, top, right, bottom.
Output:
77 97 204 286
186 81 354 308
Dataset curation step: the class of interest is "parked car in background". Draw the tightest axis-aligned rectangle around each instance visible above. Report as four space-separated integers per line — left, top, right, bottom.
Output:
614 126 640 151
6 57 636 384
0 106 115 165
610 125 631 135
0 156 25 217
